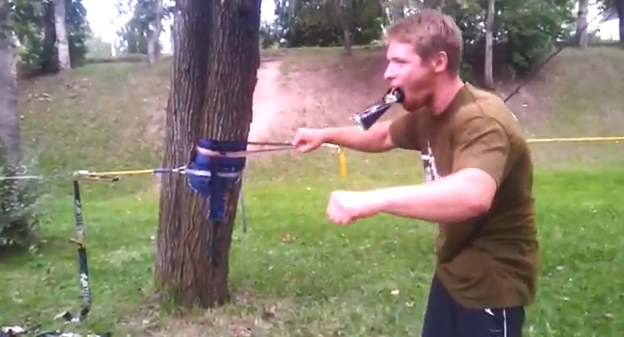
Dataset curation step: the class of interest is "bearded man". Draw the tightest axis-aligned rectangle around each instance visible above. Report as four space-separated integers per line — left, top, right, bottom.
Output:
291 9 539 337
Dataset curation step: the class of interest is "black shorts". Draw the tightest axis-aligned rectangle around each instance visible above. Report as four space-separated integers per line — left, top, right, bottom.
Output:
422 274 525 337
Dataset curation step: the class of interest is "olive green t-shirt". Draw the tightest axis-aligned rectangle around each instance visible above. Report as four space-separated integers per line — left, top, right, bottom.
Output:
388 83 540 309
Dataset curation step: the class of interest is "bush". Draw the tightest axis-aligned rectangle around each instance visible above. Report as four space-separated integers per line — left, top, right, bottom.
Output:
0 154 42 253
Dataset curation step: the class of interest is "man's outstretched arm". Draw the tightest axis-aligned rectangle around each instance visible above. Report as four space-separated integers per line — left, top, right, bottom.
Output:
326 114 510 225
369 168 498 223
366 114 509 224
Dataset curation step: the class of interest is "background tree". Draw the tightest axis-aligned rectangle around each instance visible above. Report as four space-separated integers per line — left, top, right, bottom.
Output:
54 0 71 70
484 0 494 88
268 0 575 83
576 0 589 48
146 0 163 64
0 1 20 167
273 0 382 52
596 0 623 45
0 0 40 252
155 0 262 308
12 0 89 76
617 0 624 44
379 0 407 23
114 0 175 63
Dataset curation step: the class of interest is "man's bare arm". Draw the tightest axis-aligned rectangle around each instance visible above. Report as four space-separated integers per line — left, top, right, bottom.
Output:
321 121 397 153
367 168 498 223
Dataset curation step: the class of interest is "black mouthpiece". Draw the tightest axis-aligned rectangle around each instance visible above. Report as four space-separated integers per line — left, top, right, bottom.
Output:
353 87 405 130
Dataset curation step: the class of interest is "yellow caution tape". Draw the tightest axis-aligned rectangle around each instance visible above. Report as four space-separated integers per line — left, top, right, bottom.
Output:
527 136 624 143
339 147 347 178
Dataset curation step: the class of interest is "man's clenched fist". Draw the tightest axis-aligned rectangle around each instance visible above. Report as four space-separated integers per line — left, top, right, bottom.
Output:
326 190 382 224
291 128 326 153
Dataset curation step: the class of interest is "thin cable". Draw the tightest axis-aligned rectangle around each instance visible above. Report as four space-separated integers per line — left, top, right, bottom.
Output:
247 141 292 146
0 174 45 181
0 135 619 182
503 6 609 103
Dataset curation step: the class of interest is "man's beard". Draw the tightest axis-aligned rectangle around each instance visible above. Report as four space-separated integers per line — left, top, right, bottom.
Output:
402 89 434 111
401 76 435 112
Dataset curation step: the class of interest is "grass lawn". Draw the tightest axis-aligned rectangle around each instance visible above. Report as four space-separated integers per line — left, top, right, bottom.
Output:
2 46 624 336
1 150 623 336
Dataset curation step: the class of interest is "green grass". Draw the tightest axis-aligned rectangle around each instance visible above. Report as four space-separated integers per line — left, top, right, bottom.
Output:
17 61 168 198
2 154 624 336
518 45 624 138
2 46 624 336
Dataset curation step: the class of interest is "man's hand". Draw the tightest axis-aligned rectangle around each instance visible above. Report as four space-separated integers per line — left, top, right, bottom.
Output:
326 190 382 224
291 128 327 153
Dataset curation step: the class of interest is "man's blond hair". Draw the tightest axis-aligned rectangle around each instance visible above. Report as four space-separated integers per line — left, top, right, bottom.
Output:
385 9 463 75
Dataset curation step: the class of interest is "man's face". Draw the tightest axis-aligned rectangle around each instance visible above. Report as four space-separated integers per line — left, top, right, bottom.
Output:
383 41 436 111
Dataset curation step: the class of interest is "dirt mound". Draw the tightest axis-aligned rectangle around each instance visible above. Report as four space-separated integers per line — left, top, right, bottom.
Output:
247 48 405 146
142 45 624 152
140 49 398 151
247 59 302 146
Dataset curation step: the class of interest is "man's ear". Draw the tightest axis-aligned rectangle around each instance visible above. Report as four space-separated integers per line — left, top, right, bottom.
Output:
431 51 448 74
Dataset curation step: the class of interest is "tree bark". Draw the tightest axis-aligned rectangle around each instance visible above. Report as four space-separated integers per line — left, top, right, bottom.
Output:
342 26 352 56
615 0 624 45
54 0 71 71
41 2 57 74
155 0 261 308
483 0 494 88
0 35 21 167
337 0 352 56
170 12 177 55
576 0 589 48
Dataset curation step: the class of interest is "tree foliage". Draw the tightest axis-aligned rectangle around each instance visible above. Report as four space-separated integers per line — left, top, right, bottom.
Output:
274 0 383 48
494 0 575 74
12 0 90 76
268 0 577 80
115 0 175 55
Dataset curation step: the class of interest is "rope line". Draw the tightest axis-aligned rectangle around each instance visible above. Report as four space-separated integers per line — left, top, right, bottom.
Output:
0 136 619 182
527 136 624 143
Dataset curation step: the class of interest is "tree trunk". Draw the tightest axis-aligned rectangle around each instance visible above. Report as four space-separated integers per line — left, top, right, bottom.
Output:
54 0 71 70
41 2 57 74
147 0 164 65
576 0 588 48
483 0 494 88
334 0 352 56
616 0 624 45
169 13 176 55
342 27 352 56
380 0 405 23
155 0 261 308
0 35 21 167
390 1 404 22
